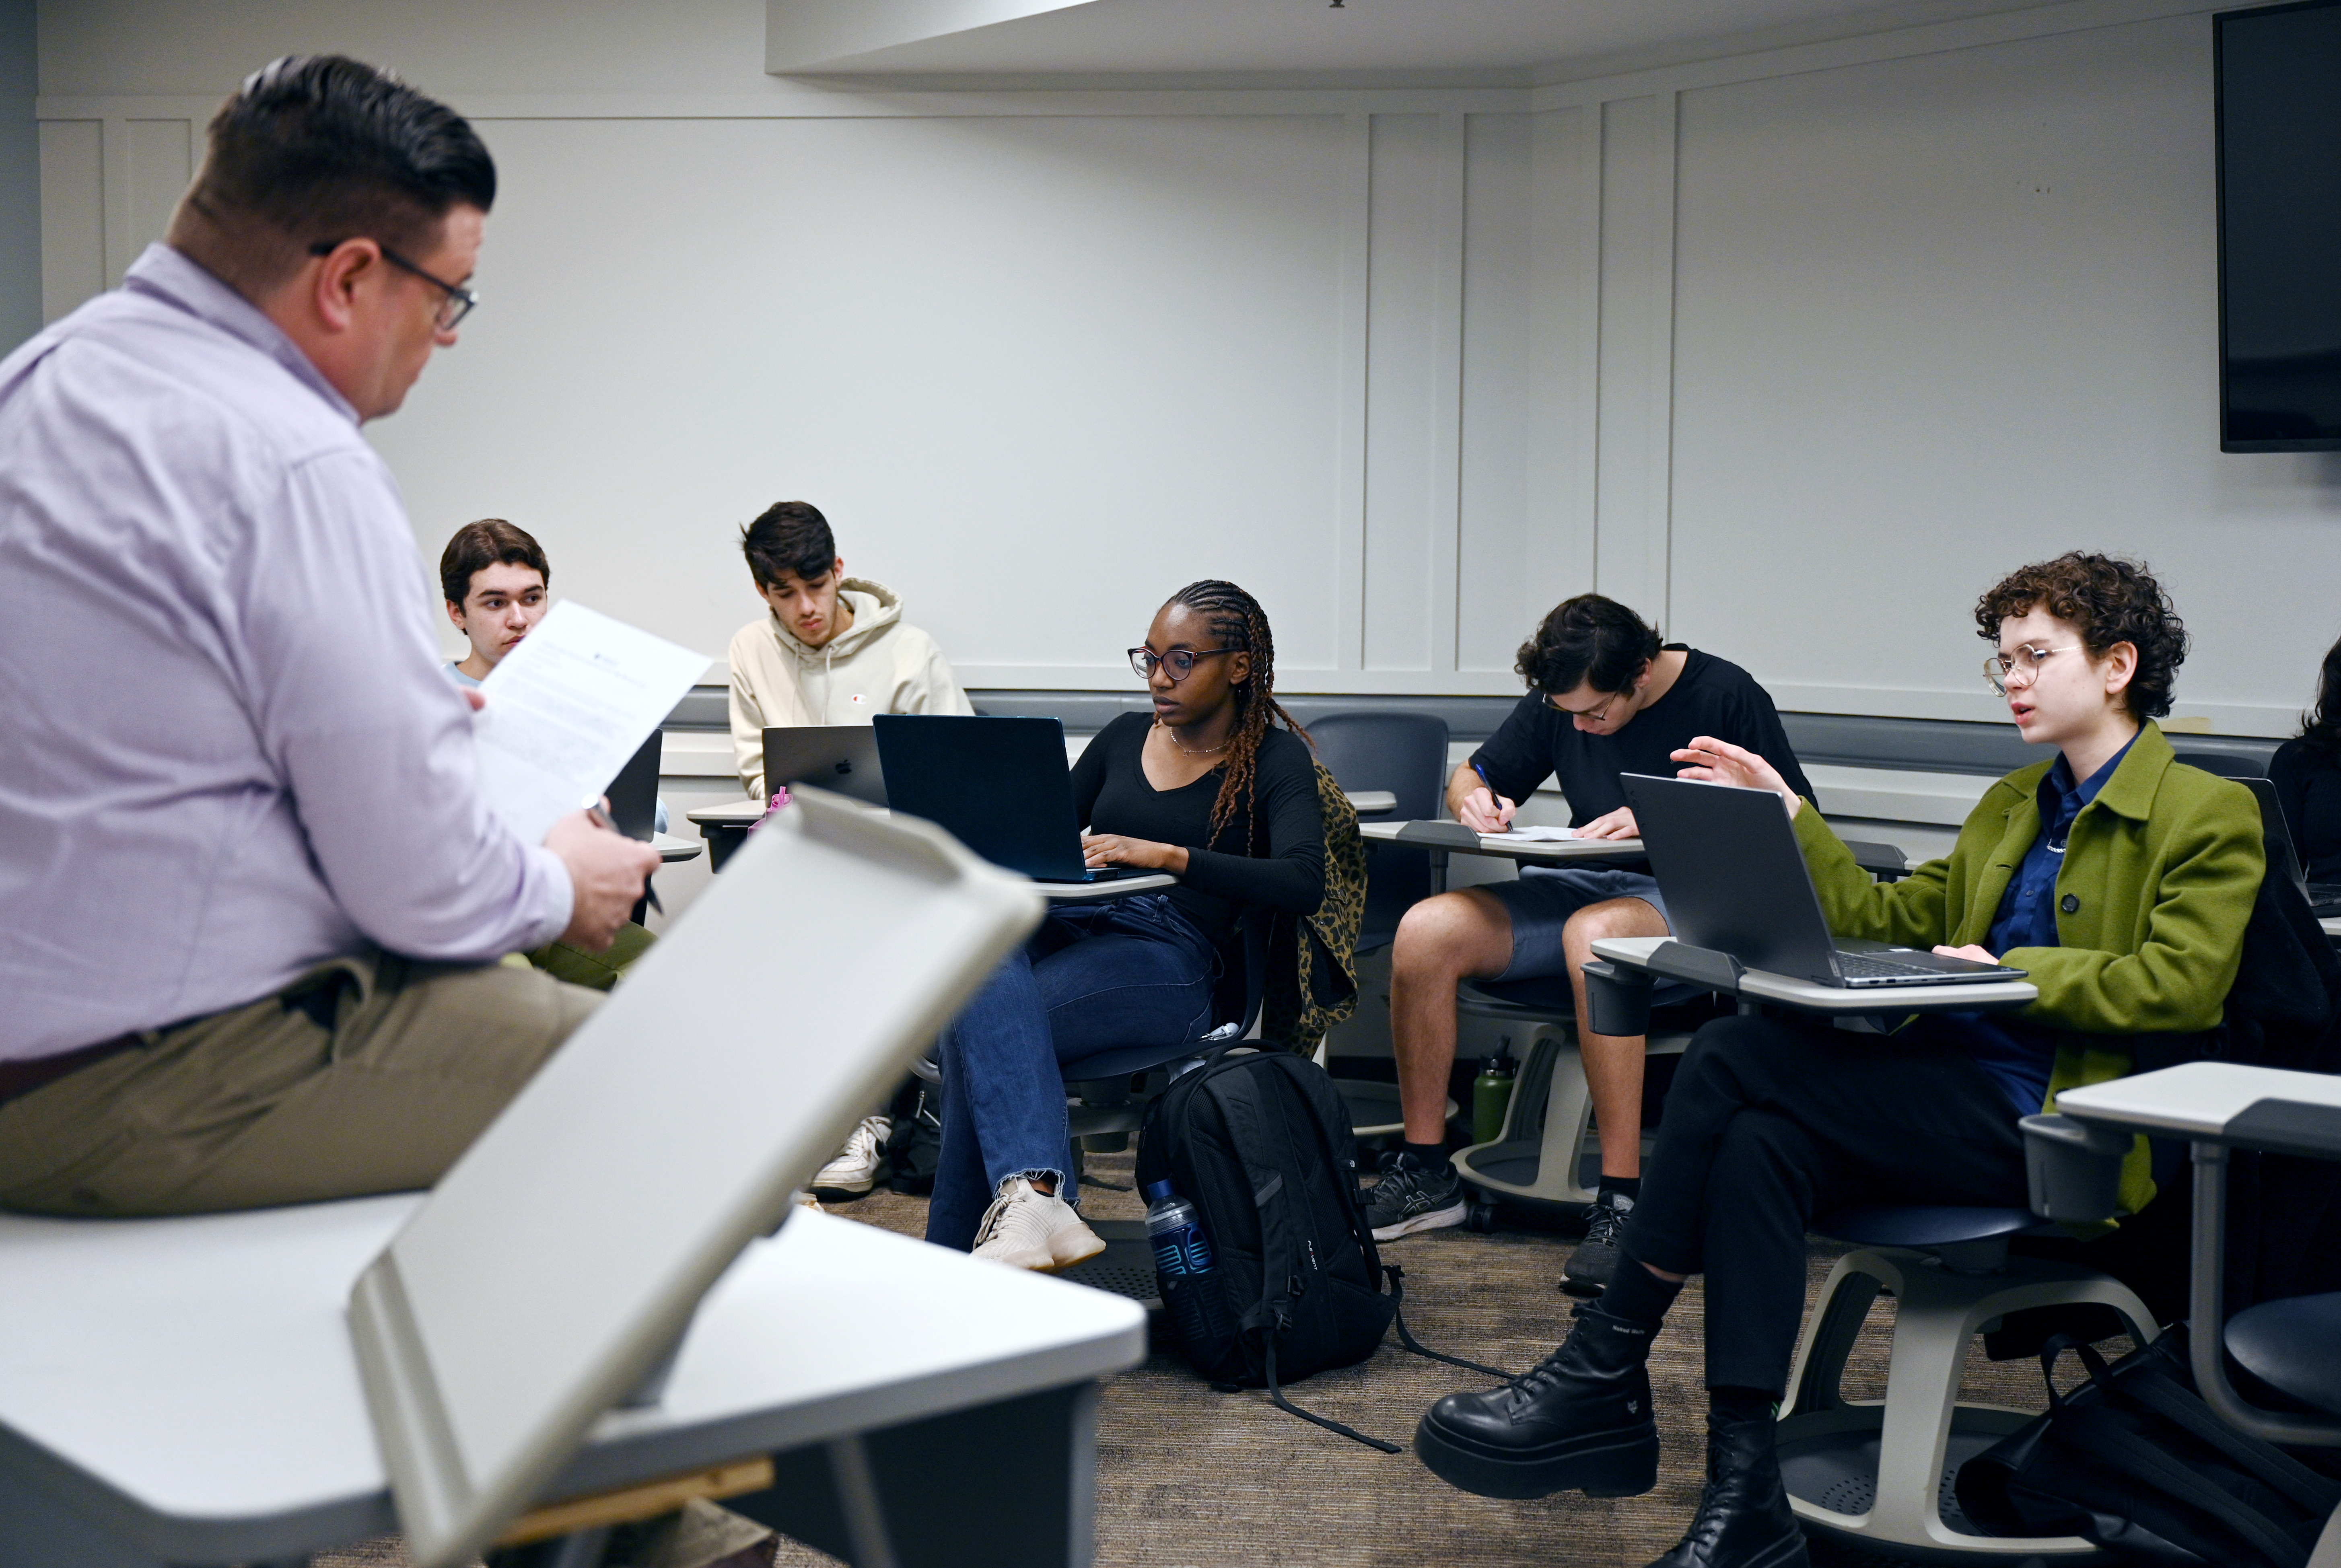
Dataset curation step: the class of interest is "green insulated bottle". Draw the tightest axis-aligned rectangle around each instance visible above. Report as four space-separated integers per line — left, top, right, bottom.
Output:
1472 1055 1516 1144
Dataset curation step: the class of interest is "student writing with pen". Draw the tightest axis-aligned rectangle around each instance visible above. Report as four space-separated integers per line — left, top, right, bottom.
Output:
1367 594 1814 1293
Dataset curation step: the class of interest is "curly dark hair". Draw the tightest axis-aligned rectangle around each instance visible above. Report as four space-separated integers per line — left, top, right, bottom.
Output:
2299 632 2341 757
1973 553 2188 720
1514 594 1663 698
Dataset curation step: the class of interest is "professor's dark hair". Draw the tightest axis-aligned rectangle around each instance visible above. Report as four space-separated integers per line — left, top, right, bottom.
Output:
169 55 495 296
439 519 548 607
2299 632 2341 757
1514 594 1664 698
740 502 838 592
1973 552 2188 721
1162 580 1309 841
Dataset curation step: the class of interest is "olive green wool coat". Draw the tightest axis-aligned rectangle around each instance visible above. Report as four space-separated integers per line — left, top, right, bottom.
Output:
1790 722 2265 1214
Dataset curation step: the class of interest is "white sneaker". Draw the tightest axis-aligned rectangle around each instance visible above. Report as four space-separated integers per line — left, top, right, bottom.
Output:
970 1177 1106 1272
811 1115 889 1197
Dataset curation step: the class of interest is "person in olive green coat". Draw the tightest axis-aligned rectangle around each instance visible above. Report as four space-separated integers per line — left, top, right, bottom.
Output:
1410 554 2264 1568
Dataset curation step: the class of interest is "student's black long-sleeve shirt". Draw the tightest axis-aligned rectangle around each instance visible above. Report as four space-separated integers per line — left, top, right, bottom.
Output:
2270 736 2341 883
1071 712 1326 948
1469 646 1814 826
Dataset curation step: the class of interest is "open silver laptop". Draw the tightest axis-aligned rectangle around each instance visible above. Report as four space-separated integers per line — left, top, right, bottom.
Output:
347 790 1042 1568
1621 773 2026 988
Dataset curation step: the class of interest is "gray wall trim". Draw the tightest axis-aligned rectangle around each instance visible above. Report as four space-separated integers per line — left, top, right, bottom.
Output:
661 685 2286 777
0 0 37 354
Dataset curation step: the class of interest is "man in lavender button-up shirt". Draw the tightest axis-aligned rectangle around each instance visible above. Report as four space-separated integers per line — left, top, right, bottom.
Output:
0 56 660 1217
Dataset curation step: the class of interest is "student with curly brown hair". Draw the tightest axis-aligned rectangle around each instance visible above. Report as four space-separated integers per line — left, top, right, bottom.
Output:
1413 553 2265 1568
926 581 1327 1271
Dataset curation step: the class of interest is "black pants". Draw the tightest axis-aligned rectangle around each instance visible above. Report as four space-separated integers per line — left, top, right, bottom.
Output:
1623 1012 2029 1395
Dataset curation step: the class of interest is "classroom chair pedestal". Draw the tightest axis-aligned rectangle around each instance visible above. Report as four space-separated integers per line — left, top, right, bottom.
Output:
1777 1240 2155 1562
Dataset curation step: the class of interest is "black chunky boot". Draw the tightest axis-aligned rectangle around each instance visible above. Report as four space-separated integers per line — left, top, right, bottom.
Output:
1647 1402 1810 1568
1413 1302 1659 1499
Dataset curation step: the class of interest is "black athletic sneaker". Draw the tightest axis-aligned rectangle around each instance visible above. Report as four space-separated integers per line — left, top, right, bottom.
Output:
1366 1151 1468 1241
1561 1189 1634 1292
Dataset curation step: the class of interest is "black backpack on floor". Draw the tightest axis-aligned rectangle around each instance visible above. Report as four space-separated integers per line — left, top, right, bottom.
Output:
1956 1325 2341 1566
1135 1045 1504 1450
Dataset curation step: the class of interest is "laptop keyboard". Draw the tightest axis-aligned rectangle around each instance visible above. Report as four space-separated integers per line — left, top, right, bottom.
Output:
1834 951 1957 980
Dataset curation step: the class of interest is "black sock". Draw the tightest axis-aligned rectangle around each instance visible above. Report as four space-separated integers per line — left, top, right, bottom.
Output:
1401 1139 1452 1175
1710 1385 1777 1424
1597 1253 1682 1327
1597 1174 1641 1204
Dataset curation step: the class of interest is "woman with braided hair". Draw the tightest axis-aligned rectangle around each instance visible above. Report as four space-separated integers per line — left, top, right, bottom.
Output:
928 581 1328 1268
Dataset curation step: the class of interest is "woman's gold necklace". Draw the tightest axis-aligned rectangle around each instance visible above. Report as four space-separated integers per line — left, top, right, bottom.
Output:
1157 720 1232 757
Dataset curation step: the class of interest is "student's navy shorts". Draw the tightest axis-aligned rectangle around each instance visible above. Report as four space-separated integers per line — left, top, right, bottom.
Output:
1483 866 1672 982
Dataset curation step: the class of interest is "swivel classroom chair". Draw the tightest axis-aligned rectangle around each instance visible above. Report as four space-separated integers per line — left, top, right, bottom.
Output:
1303 711 1449 957
1452 840 1911 1216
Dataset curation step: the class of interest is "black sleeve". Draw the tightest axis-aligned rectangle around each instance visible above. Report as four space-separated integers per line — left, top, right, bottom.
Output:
1725 681 1815 805
1069 712 1141 828
1468 693 1556 803
1179 732 1327 916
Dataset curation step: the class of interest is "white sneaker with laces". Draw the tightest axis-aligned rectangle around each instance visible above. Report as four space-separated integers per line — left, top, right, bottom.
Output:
970 1176 1106 1272
811 1115 889 1197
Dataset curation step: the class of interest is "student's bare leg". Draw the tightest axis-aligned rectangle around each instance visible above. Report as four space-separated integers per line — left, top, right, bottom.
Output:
1389 888 1514 1146
1561 897 1673 1181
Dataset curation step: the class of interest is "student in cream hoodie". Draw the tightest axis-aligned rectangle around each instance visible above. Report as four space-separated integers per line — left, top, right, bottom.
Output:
727 500 974 800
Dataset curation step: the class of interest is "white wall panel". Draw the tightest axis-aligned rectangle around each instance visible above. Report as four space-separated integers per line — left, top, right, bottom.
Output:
365 114 1351 685
1521 104 1600 633
1668 12 2334 732
119 117 189 278
36 118 101 321
1360 112 1445 673
1593 93 1675 624
1456 110 1532 673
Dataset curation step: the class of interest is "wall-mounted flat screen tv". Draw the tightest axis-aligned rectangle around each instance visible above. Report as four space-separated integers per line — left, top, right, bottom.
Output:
2217 0 2341 451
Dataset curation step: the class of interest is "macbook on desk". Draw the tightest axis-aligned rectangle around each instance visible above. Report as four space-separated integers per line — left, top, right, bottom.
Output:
1620 773 2026 989
2240 775 2341 916
763 724 886 808
874 714 1138 883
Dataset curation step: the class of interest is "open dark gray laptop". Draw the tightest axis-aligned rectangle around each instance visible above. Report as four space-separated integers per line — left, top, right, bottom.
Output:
2240 775 2341 915
763 724 886 808
1621 773 2026 988
874 714 1135 883
601 730 661 842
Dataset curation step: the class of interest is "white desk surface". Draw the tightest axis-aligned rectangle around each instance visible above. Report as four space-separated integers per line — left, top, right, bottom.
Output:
652 831 701 863
2323 915 2341 941
1345 790 1397 817
0 1199 1144 1559
1590 934 2038 1014
2055 1062 2341 1141
1360 818 1645 862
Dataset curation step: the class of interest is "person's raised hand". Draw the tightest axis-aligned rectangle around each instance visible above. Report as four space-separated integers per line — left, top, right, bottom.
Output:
1671 736 1802 817
1456 785 1515 833
544 808 659 950
1576 805 1640 840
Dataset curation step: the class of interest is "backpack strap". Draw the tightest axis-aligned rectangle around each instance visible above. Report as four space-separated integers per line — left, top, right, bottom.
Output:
1260 1311 1401 1453
2109 1356 2341 1518
1384 1266 1516 1382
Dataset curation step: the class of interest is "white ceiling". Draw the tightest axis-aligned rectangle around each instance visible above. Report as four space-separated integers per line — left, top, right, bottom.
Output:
768 0 2074 86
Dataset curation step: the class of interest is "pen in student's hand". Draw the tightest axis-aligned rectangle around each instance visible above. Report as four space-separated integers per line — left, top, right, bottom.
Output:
1470 760 1513 829
586 803 663 916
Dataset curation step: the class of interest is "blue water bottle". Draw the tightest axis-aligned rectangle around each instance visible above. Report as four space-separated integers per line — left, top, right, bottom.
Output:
1144 1179 1232 1352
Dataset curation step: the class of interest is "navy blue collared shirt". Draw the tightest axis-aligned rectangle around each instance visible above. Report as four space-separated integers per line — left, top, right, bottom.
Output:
1927 734 2137 1114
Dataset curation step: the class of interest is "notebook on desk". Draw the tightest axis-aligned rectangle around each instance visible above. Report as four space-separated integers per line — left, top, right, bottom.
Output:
347 791 1042 1568
874 713 1141 883
1620 773 2026 989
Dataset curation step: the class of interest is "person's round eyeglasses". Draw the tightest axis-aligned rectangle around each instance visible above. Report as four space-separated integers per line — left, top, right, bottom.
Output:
1129 646 1235 683
1548 689 1621 723
1983 644 2080 698
307 239 481 331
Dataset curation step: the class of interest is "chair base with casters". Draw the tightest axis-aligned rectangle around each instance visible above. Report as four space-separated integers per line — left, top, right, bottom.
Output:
1779 1205 2156 1562
1447 973 1702 1215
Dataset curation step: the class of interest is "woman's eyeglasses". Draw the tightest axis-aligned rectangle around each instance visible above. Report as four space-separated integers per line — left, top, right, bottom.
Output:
1983 644 2079 698
1129 646 1235 683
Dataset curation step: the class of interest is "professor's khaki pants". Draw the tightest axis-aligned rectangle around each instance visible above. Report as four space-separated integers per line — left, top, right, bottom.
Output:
0 950 599 1216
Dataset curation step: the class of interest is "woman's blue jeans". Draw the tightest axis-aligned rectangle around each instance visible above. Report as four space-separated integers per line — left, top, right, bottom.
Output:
926 895 1220 1251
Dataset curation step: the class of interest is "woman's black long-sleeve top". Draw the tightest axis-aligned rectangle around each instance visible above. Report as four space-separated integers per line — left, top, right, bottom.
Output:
1069 712 1326 949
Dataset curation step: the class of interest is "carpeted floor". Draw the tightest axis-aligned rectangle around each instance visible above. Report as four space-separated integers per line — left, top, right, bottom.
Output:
317 1152 2086 1568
